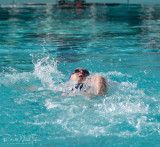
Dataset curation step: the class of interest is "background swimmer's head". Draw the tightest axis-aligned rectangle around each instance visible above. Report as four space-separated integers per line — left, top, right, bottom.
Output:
69 67 89 83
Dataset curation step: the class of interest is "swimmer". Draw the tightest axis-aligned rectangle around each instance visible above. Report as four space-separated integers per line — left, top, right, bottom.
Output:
25 67 107 98
68 67 107 97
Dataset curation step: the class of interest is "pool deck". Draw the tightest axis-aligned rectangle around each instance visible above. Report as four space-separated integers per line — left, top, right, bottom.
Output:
0 0 160 5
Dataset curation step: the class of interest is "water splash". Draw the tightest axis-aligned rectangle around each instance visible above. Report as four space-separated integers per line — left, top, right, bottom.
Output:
32 54 64 91
1 57 159 142
41 70 160 138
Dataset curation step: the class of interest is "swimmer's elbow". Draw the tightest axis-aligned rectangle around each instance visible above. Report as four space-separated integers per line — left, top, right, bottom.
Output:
97 82 107 96
87 74 107 97
96 77 107 96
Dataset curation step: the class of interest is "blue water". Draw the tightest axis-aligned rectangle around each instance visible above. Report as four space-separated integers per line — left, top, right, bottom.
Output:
0 4 160 146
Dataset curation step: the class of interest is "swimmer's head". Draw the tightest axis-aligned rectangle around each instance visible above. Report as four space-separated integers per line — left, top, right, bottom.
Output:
69 67 89 83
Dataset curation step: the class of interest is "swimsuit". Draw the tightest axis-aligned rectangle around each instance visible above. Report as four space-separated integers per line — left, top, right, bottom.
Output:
75 83 84 90
72 83 90 93
62 82 91 96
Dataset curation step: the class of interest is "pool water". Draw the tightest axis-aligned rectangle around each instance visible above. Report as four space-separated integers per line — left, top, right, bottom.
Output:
0 4 160 146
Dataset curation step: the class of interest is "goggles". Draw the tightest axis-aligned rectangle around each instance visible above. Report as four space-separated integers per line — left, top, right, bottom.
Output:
72 69 89 76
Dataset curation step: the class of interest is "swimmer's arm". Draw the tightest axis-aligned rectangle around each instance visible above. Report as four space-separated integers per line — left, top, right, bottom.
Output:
87 75 107 97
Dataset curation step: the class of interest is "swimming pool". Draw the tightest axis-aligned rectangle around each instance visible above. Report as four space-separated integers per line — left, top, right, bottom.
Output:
0 4 160 146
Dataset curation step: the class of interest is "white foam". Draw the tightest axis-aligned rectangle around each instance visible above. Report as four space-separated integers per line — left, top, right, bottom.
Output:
0 68 33 87
45 99 63 110
2 65 158 138
107 71 132 77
